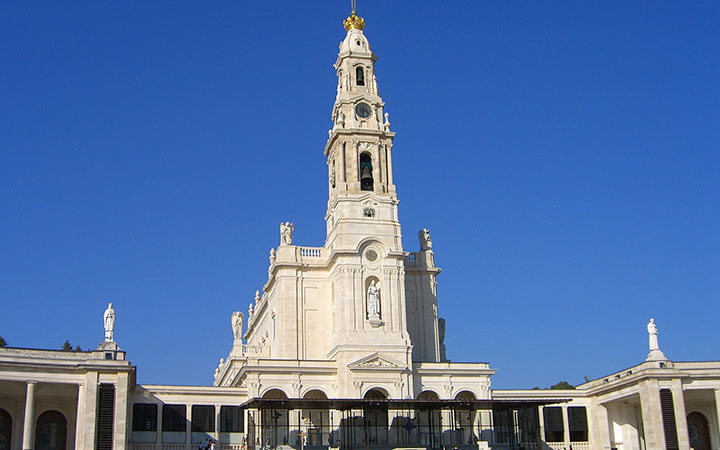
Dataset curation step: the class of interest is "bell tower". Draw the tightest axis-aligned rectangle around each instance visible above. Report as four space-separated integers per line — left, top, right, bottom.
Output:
323 7 400 253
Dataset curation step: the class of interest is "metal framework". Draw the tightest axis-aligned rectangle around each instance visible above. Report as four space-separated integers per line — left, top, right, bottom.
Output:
241 398 566 450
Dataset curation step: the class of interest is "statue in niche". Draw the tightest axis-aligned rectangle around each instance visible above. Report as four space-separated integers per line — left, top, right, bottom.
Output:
280 222 294 246
419 228 433 251
231 311 244 342
336 111 346 129
647 318 659 351
103 302 115 342
367 280 380 318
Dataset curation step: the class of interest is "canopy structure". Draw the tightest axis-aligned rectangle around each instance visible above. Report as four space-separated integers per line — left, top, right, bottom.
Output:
241 398 568 450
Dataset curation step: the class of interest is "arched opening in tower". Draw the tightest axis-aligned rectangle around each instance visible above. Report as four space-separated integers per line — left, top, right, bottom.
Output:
360 153 374 191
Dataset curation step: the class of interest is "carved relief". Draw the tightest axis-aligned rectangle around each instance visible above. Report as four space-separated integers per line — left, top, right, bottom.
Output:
358 358 396 368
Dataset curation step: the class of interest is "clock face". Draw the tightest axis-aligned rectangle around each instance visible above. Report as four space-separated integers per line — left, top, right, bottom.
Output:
355 102 372 119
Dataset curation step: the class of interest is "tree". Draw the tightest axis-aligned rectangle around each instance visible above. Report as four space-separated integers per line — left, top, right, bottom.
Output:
550 381 575 390
74 345 82 352
0 336 6 347
61 340 73 352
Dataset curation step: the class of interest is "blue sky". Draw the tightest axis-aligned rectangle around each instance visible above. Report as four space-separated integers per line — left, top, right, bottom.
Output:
1 1 718 389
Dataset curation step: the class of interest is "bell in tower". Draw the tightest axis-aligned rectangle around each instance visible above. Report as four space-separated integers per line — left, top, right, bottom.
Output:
360 153 374 191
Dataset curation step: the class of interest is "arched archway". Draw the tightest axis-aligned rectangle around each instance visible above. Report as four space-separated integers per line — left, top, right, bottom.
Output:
414 391 441 448
363 388 388 400
0 409 11 450
35 410 67 450
453 391 477 447
261 389 289 447
687 411 711 450
302 390 330 447
262 389 288 399
363 389 389 446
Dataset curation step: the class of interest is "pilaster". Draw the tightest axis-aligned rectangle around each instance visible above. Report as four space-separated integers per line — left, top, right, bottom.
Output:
561 405 570 447
715 389 720 442
588 400 611 450
114 372 130 450
670 379 690 450
82 372 99 449
75 382 86 449
639 379 665 450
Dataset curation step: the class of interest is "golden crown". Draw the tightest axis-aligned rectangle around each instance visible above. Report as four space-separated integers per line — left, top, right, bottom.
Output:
343 14 365 31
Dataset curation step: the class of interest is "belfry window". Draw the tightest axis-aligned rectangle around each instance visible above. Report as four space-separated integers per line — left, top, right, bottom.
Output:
356 66 365 86
359 153 373 191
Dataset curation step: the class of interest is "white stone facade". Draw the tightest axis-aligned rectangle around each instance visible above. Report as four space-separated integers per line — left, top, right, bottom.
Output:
1 10 719 450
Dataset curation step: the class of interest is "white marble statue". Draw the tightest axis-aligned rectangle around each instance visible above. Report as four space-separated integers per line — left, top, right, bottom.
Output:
280 222 294 246
231 311 244 341
103 302 115 342
647 318 659 351
419 228 433 250
367 280 380 318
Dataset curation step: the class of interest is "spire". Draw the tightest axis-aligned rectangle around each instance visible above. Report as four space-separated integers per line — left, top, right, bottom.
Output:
343 0 365 31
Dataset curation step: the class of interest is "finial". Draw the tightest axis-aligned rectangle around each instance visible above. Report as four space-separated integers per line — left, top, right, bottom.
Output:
344 0 365 31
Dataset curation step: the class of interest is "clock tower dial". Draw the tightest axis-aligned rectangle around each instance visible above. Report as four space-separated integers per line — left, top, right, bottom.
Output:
355 102 372 119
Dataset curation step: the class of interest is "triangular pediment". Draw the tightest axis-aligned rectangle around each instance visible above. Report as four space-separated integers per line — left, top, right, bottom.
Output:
348 353 404 371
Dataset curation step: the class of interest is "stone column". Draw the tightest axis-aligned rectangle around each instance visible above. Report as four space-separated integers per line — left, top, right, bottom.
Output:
156 402 163 446
114 373 130 450
75 383 87 449
82 372 99 450
587 400 611 450
537 406 545 442
639 379 665 450
21 381 37 450
714 390 720 440
561 405 570 446
186 404 192 445
670 380 690 450
215 404 221 442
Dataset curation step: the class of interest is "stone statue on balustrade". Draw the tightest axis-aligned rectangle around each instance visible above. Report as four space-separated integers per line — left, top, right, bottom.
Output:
419 228 432 251
280 222 294 246
103 302 115 342
646 317 667 361
231 311 244 342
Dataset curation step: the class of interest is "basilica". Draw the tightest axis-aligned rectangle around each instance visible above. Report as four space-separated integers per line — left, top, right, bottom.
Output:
1 8 719 450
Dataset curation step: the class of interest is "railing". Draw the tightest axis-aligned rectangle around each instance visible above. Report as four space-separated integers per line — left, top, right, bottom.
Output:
297 246 325 261
544 442 590 450
131 445 244 450
299 247 322 258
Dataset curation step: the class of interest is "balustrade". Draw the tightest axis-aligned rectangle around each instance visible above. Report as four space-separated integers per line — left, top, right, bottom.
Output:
131 445 244 450
299 247 323 258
